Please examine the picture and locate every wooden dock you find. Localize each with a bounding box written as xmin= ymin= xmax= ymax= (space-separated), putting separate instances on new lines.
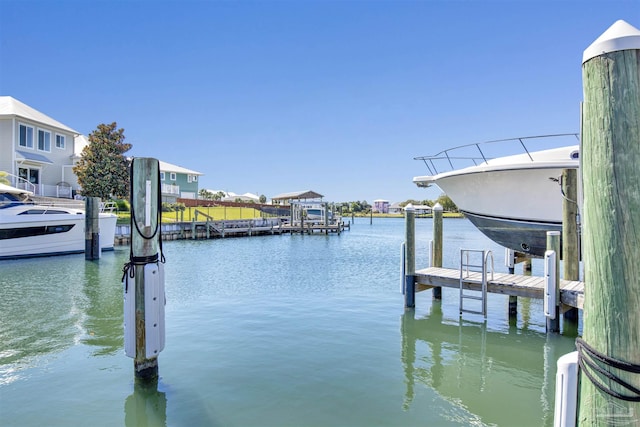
xmin=278 ymin=221 xmax=349 ymax=234
xmin=113 ymin=217 xmax=350 ymax=244
xmin=414 ymin=266 xmax=584 ymax=310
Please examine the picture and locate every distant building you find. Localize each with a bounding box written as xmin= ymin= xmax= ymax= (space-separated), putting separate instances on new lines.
xmin=222 ymin=191 xmax=260 ymax=203
xmin=0 ymin=96 xmax=80 ymax=197
xmin=159 ymin=160 xmax=203 ymax=203
xmin=271 ymin=190 xmax=324 ymax=205
xmin=373 ymin=199 xmax=390 ymax=214
xmin=412 ymin=204 xmax=432 ymax=215
xmin=388 ymin=202 xmax=403 ymax=214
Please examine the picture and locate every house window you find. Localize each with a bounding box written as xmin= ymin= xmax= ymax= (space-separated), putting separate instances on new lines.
xmin=187 ymin=174 xmax=198 ymax=183
xmin=160 ymin=172 xmax=165 ymax=181
xmin=37 ymin=129 xmax=51 ymax=152
xmin=55 ymin=134 xmax=66 ymax=149
xmin=19 ymin=123 xmax=34 ymax=148
xmin=19 ymin=167 xmax=39 ymax=185
xmin=170 ymin=173 xmax=176 ymax=181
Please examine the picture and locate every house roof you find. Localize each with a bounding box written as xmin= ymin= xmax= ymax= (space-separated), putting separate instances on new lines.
xmin=158 ymin=160 xmax=203 ymax=175
xmin=271 ymin=190 xmax=324 ymax=201
xmin=0 ymin=96 xmax=78 ymax=134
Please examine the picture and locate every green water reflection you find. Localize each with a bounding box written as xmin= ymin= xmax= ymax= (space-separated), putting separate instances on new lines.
xmin=0 ymin=252 xmax=125 ymax=384
xmin=124 ymin=378 xmax=167 ymax=427
xmin=401 ymin=301 xmax=577 ymax=426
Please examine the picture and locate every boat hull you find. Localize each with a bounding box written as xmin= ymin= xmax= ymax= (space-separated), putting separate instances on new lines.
xmin=463 ymin=211 xmax=562 ymax=257
xmin=0 ymin=213 xmax=117 ymax=260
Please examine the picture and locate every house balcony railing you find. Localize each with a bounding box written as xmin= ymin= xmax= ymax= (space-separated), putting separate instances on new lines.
xmin=3 ymin=173 xmax=75 ymax=198
xmin=162 ymin=183 xmax=180 ymax=195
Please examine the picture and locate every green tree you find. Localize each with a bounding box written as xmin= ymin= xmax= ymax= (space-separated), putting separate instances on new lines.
xmin=259 ymin=194 xmax=267 ymax=204
xmin=73 ymin=122 xmax=131 ymax=200
xmin=436 ymin=193 xmax=458 ymax=212
xmin=199 ymin=189 xmax=214 ymax=200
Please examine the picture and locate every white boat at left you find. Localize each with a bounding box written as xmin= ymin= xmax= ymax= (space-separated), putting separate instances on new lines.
xmin=0 ymin=184 xmax=118 ymax=260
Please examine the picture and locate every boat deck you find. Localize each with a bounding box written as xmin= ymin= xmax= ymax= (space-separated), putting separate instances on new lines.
xmin=414 ymin=266 xmax=584 ymax=310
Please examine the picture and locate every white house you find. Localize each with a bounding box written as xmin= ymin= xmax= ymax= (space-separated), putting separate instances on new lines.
xmin=221 ymin=191 xmax=260 ymax=203
xmin=0 ymin=96 xmax=80 ymax=197
xmin=388 ymin=202 xmax=403 ymax=214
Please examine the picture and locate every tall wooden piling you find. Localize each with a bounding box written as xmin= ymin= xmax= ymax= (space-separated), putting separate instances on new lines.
xmin=561 ymin=168 xmax=580 ymax=321
xmin=85 ymin=196 xmax=101 ymax=260
xmin=131 ymin=158 xmax=161 ymax=380
xmin=432 ymin=203 xmax=443 ymax=300
xmin=578 ymin=20 xmax=640 ymax=424
xmin=404 ymin=205 xmax=416 ymax=308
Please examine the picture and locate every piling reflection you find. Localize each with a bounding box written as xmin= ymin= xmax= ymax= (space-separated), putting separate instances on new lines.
xmin=0 ymin=253 xmax=126 ymax=385
xmin=81 ymin=257 xmax=124 ymax=356
xmin=400 ymin=302 xmax=576 ymax=426
xmin=124 ymin=377 xmax=167 ymax=427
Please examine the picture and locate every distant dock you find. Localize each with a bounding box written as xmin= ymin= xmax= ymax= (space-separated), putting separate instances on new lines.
xmin=114 ymin=217 xmax=349 ymax=244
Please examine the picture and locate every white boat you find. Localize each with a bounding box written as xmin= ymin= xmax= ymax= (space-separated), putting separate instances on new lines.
xmin=0 ymin=184 xmax=118 ymax=260
xmin=413 ymin=134 xmax=580 ymax=257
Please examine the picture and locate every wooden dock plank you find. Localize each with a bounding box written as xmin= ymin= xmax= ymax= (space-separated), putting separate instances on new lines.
xmin=414 ymin=267 xmax=584 ymax=310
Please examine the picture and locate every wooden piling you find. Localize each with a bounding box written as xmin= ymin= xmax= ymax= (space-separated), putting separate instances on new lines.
xmin=131 ymin=158 xmax=161 ymax=380
xmin=432 ymin=203 xmax=443 ymax=300
xmin=505 ymin=249 xmax=518 ymax=318
xmin=404 ymin=205 xmax=416 ymax=308
xmin=85 ymin=196 xmax=101 ymax=260
xmin=561 ymin=168 xmax=580 ymax=321
xmin=578 ymin=20 xmax=640 ymax=423
xmin=546 ymin=231 xmax=560 ymax=333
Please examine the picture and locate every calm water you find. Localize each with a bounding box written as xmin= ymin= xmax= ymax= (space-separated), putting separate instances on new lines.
xmin=0 ymin=218 xmax=578 ymax=427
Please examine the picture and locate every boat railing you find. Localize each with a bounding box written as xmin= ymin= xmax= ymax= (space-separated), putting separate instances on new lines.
xmin=3 ymin=173 xmax=36 ymax=194
xmin=413 ymin=133 xmax=579 ymax=176
xmin=101 ymin=201 xmax=118 ymax=213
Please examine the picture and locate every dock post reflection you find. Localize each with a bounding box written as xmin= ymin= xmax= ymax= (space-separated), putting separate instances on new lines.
xmin=124 ymin=377 xmax=167 ymax=427
xmin=401 ymin=301 xmax=444 ymax=410
xmin=400 ymin=300 xmax=569 ymax=424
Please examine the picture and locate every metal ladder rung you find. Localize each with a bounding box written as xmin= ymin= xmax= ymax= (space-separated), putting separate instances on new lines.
xmin=461 ymin=308 xmax=485 ymax=315
xmin=459 ymin=249 xmax=493 ymax=318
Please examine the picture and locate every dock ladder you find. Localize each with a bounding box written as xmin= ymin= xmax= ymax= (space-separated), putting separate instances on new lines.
xmin=459 ymin=249 xmax=493 ymax=317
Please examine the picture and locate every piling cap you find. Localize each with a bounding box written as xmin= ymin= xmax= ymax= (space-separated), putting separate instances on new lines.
xmin=404 ymin=203 xmax=415 ymax=211
xmin=583 ymin=20 xmax=640 ymax=64
xmin=433 ymin=202 xmax=443 ymax=211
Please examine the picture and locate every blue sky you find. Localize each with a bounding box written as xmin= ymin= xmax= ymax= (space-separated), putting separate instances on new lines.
xmin=1 ymin=0 xmax=638 ymax=203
